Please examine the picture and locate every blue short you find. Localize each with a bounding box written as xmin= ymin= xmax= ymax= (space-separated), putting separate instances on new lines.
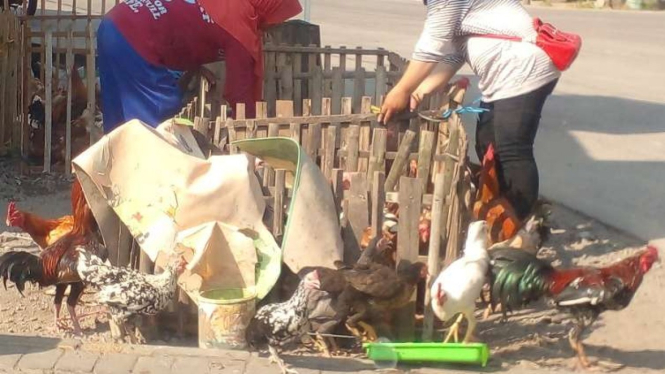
xmin=97 ymin=18 xmax=184 ymax=133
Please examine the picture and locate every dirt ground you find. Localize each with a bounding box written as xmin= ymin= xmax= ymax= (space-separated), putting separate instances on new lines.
xmin=0 ymin=158 xmax=663 ymax=372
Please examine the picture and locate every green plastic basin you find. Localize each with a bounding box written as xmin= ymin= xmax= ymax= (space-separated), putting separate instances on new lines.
xmin=363 ymin=342 xmax=490 ymax=367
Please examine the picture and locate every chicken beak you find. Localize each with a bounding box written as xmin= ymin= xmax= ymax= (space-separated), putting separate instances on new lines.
xmin=305 ymin=279 xmax=320 ymax=290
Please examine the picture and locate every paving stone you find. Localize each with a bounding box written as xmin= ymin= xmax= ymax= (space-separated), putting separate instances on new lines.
xmin=93 ymin=353 xmax=139 ymax=374
xmin=133 ymin=355 xmax=174 ymax=374
xmin=171 ymin=357 xmax=212 ymax=374
xmin=151 ymin=346 xmax=250 ymax=361
xmin=17 ymin=349 xmax=64 ymax=372
xmin=209 ymin=358 xmax=245 ymax=374
xmin=0 ymin=354 xmax=21 ymax=371
xmin=244 ymin=355 xmax=282 ymax=374
xmin=55 ymin=350 xmax=99 ymax=373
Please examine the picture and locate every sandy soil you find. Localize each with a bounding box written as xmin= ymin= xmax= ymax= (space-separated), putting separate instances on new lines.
xmin=0 ymin=157 xmax=663 ymax=372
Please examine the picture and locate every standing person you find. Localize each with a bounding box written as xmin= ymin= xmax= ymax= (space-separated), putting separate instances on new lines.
xmin=97 ymin=0 xmax=302 ymax=133
xmin=380 ymin=0 xmax=561 ymax=221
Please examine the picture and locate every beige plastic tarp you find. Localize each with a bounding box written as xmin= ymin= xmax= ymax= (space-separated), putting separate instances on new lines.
xmin=71 ymin=119 xmax=280 ymax=301
xmin=234 ymin=137 xmax=344 ymax=273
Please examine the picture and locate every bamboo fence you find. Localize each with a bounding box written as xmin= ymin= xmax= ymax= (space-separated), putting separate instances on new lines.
xmin=177 ymin=92 xmax=470 ymax=341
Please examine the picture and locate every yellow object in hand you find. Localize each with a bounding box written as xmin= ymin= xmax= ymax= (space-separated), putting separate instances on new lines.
xmin=370 ymin=105 xmax=381 ymax=115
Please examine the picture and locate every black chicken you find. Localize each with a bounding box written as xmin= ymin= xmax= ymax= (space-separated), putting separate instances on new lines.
xmin=246 ymin=270 xmax=321 ymax=374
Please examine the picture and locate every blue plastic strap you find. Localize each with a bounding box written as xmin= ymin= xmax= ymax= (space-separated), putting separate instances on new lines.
xmin=440 ymin=105 xmax=489 ymax=119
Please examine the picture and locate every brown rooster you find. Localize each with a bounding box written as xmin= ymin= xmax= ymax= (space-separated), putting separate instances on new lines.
xmin=490 ymin=245 xmax=660 ymax=369
xmin=5 ymin=201 xmax=74 ymax=249
xmin=27 ymin=66 xmax=94 ymax=165
xmin=0 ymin=179 xmax=105 ymax=335
xmin=472 ymin=143 xmax=520 ymax=245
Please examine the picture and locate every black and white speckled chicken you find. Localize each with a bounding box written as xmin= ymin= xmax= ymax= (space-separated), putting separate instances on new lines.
xmin=245 ymin=270 xmax=321 ymax=374
xmin=76 ymin=248 xmax=187 ymax=342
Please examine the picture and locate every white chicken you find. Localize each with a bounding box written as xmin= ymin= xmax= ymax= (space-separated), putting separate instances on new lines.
xmin=430 ymin=220 xmax=489 ymax=343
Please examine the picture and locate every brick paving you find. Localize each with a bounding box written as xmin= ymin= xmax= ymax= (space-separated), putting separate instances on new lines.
xmin=0 ymin=334 xmax=549 ymax=374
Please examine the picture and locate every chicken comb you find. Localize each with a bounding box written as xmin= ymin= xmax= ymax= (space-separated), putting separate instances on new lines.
xmin=455 ymin=77 xmax=470 ymax=90
xmin=484 ymin=143 xmax=495 ymax=163
xmin=6 ymin=201 xmax=14 ymax=214
xmin=646 ymin=245 xmax=659 ymax=257
xmin=5 ymin=201 xmax=19 ymax=225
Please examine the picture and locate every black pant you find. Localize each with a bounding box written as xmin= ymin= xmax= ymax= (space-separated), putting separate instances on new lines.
xmin=475 ymin=79 xmax=558 ymax=220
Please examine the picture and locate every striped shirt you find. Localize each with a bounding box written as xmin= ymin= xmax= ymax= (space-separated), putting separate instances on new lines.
xmin=414 ymin=0 xmax=560 ymax=102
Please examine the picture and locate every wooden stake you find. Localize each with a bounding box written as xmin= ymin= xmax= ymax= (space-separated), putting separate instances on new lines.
xmin=370 ymin=171 xmax=385 ymax=238
xmin=273 ymin=169 xmax=286 ymax=238
xmin=43 ymin=31 xmax=53 ymax=173
xmin=385 ymin=129 xmax=416 ymax=192
xmin=86 ymin=22 xmax=97 ymax=144
xmin=395 ymin=176 xmax=422 ymax=342
xmin=64 ymin=28 xmax=74 ymax=175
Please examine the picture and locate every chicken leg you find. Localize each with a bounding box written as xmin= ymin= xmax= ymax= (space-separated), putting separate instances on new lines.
xmin=268 ymin=345 xmax=298 ymax=374
xmin=53 ymin=284 xmax=70 ymax=331
xmin=444 ymin=314 xmax=464 ymax=343
xmin=569 ymin=319 xmax=592 ymax=369
xmin=462 ymin=311 xmax=477 ymax=343
xmin=357 ymin=321 xmax=378 ymax=342
xmin=66 ymin=282 xmax=85 ymax=336
xmin=568 ymin=311 xmax=620 ymax=371
xmin=313 ymin=332 xmax=332 ymax=358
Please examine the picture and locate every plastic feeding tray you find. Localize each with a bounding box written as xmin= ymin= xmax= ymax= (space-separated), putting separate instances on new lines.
xmin=363 ymin=342 xmax=490 ymax=367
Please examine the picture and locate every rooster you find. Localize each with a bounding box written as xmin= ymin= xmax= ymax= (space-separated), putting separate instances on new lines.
xmin=5 ymin=201 xmax=74 ymax=249
xmin=26 ymin=66 xmax=96 ymax=165
xmin=246 ymin=270 xmax=321 ymax=374
xmin=490 ymin=245 xmax=660 ymax=369
xmin=0 ymin=179 xmax=105 ymax=335
xmin=359 ymin=212 xmax=398 ymax=269
xmin=76 ymin=248 xmax=188 ymax=343
xmin=431 ymin=220 xmax=490 ymax=343
xmin=472 ymin=144 xmax=520 ymax=245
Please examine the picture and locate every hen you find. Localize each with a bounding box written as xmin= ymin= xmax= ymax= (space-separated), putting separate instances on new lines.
xmin=299 ymin=237 xmax=396 ymax=357
xmin=5 ymin=201 xmax=74 ymax=249
xmin=491 ymin=245 xmax=660 ymax=369
xmin=0 ymin=179 xmax=105 ymax=335
xmin=76 ymin=248 xmax=188 ymax=343
xmin=309 ymin=260 xmax=428 ymax=344
xmin=246 ymin=270 xmax=321 ymax=374
xmin=431 ymin=220 xmax=490 ymax=343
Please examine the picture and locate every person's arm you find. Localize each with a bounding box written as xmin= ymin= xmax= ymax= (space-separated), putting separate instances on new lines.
xmin=410 ymin=62 xmax=459 ymax=110
xmin=223 ymin=41 xmax=257 ymax=119
xmin=379 ymin=0 xmax=465 ymax=123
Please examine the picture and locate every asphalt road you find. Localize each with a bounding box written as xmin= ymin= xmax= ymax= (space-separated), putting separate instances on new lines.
xmin=312 ymin=0 xmax=665 ymax=246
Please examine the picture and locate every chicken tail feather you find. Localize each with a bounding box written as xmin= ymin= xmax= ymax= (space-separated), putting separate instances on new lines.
xmin=490 ymin=251 xmax=554 ymax=314
xmin=0 ymin=251 xmax=44 ymax=296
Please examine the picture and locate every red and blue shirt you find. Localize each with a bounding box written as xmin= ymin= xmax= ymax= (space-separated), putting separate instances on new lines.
xmin=107 ymin=0 xmax=256 ymax=115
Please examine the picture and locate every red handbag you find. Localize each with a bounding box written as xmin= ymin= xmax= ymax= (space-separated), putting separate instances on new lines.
xmin=477 ymin=18 xmax=582 ymax=71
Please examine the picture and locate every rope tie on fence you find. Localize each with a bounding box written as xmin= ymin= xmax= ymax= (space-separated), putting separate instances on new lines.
xmin=417 ymin=103 xmax=489 ymax=123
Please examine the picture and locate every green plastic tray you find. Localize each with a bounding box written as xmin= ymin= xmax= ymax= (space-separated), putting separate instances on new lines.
xmin=363 ymin=342 xmax=490 ymax=367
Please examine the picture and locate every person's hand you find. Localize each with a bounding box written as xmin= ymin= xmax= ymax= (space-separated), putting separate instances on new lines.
xmin=198 ymin=66 xmax=217 ymax=89
xmin=410 ymin=90 xmax=425 ymax=111
xmin=378 ymin=86 xmax=411 ymax=124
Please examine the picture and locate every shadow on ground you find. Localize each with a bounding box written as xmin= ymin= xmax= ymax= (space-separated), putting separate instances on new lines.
xmin=0 ymin=334 xmax=61 ymax=356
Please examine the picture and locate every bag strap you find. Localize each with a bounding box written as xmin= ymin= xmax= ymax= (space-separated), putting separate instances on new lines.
xmin=470 ymin=34 xmax=523 ymax=42
xmin=470 ymin=17 xmax=544 ymax=43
